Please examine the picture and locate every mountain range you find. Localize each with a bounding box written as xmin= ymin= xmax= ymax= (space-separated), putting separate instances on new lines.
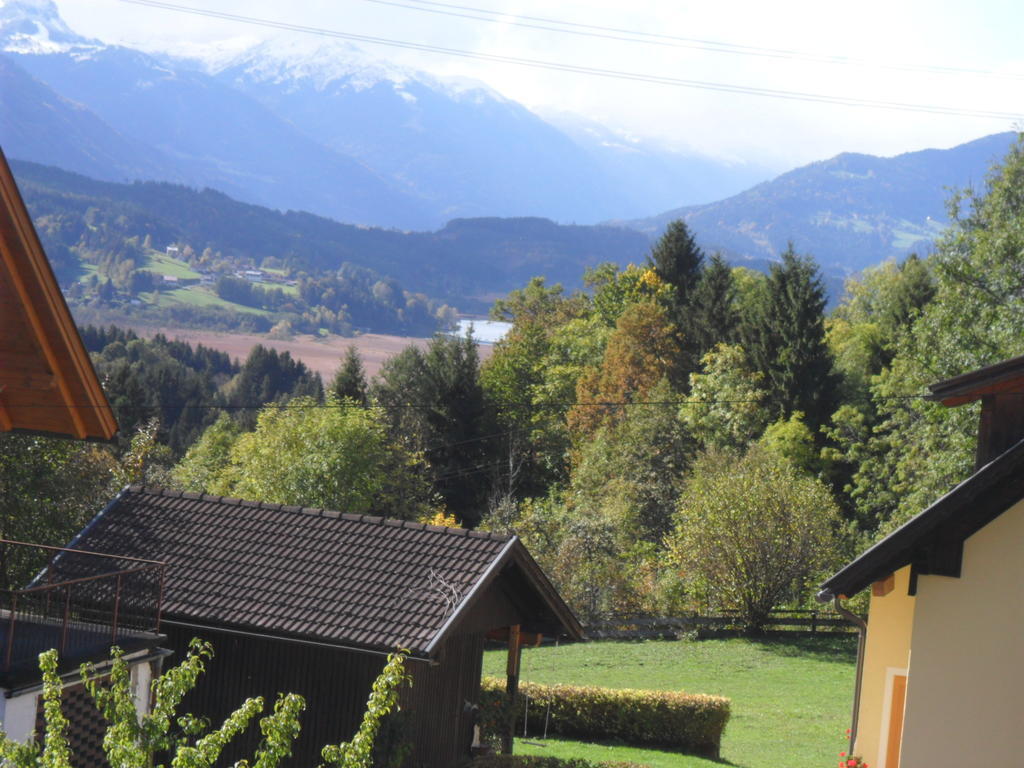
xmin=0 ymin=0 xmax=769 ymax=230
xmin=619 ymin=132 xmax=1016 ymax=273
xmin=1 ymin=0 xmax=1018 ymax=313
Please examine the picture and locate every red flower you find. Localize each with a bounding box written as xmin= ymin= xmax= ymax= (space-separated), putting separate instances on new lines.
xmin=847 ymin=761 xmax=857 ymax=767
xmin=840 ymin=753 xmax=846 ymax=758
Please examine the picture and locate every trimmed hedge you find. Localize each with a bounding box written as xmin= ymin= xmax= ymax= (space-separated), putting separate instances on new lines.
xmin=479 ymin=677 xmax=730 ymax=758
xmin=468 ymin=756 xmax=646 ymax=768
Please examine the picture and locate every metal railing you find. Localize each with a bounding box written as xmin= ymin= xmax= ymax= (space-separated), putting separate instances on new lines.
xmin=0 ymin=540 xmax=165 ymax=675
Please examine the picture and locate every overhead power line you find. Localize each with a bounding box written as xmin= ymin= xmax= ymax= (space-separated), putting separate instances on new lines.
xmin=119 ymin=0 xmax=1024 ymax=121
xmin=19 ymin=393 xmax=929 ymax=411
xmin=359 ymin=0 xmax=1024 ymax=81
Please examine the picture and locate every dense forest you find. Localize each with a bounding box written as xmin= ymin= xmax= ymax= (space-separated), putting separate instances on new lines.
xmin=5 ymin=136 xmax=1023 ymax=630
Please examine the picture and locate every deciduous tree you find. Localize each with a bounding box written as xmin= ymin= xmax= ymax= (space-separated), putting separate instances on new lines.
xmin=667 ymin=445 xmax=840 ymax=633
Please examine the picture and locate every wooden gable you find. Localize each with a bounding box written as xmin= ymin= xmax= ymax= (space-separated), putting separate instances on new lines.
xmin=926 ymin=355 xmax=1024 ymax=469
xmin=0 ymin=148 xmax=117 ymax=441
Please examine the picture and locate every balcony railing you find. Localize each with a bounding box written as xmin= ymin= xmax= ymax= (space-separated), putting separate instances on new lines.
xmin=0 ymin=540 xmax=165 ymax=677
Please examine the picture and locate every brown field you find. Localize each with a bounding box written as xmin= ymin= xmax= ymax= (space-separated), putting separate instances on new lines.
xmin=133 ymin=327 xmax=493 ymax=380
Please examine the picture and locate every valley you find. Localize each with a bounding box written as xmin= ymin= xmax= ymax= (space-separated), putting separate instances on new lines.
xmin=129 ymin=325 xmax=493 ymax=380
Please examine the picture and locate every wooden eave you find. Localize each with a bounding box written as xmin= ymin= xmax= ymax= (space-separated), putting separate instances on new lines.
xmin=424 ymin=537 xmax=583 ymax=657
xmin=819 ymin=437 xmax=1024 ymax=599
xmin=0 ymin=147 xmax=117 ymax=441
xmin=926 ymin=354 xmax=1024 ymax=407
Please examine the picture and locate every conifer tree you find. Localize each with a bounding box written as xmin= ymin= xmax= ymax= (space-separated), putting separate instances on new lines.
xmin=689 ymin=252 xmax=738 ymax=357
xmin=646 ymin=219 xmax=705 ymax=385
xmin=371 ymin=334 xmax=496 ymax=526
xmin=648 ymin=220 xmax=705 ymax=301
xmin=740 ymin=245 xmax=837 ymax=430
xmin=331 ymin=346 xmax=368 ymax=405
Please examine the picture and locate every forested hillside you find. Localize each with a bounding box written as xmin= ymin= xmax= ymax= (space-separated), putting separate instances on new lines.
xmin=622 ymin=132 xmax=1016 ymax=273
xmin=12 ymin=159 xmax=650 ymax=319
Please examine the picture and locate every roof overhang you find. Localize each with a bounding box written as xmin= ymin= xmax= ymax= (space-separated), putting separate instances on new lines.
xmin=0 ymin=147 xmax=117 ymax=441
xmin=819 ymin=437 xmax=1024 ymax=600
xmin=926 ymin=354 xmax=1024 ymax=407
xmin=423 ymin=536 xmax=583 ymax=658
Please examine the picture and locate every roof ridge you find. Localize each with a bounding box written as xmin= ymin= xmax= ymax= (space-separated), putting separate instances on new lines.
xmin=126 ymin=485 xmax=511 ymax=542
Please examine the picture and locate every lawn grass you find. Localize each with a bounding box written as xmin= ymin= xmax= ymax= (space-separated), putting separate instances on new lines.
xmin=144 ymin=251 xmax=202 ymax=279
xmin=482 ymin=636 xmax=856 ymax=768
xmin=158 ymin=286 xmax=270 ymax=316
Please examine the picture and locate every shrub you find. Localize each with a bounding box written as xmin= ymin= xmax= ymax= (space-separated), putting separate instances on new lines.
xmin=479 ymin=677 xmax=729 ymax=758
xmin=468 ymin=756 xmax=646 ymax=768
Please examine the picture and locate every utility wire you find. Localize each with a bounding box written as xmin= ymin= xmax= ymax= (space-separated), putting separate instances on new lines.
xmin=19 ymin=393 xmax=931 ymax=410
xmin=358 ymin=0 xmax=1024 ymax=81
xmin=119 ymin=0 xmax=1024 ymax=121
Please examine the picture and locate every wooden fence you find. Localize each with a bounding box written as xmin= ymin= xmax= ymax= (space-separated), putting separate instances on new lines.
xmin=585 ymin=609 xmax=855 ymax=640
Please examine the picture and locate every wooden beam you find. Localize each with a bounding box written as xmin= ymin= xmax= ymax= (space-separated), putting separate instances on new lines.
xmin=0 ymin=238 xmax=86 ymax=438
xmin=0 ymin=370 xmax=56 ymax=390
xmin=871 ymin=572 xmax=895 ymax=597
xmin=502 ymin=624 xmax=522 ymax=755
xmin=486 ymin=627 xmax=543 ymax=646
xmin=0 ymin=390 xmax=11 ymax=432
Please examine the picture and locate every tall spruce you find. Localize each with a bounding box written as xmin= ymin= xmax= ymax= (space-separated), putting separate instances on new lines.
xmin=740 ymin=245 xmax=837 ymax=430
xmin=331 ymin=346 xmax=369 ymax=405
xmin=689 ymin=253 xmax=738 ymax=357
xmin=646 ymin=219 xmax=705 ymax=385
xmin=231 ymin=346 xmax=324 ymax=430
xmin=371 ymin=334 xmax=496 ymax=526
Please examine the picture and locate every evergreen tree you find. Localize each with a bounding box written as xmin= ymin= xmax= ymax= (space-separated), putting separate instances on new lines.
xmin=646 ymin=219 xmax=705 ymax=385
xmin=331 ymin=346 xmax=368 ymax=406
xmin=740 ymin=245 xmax=837 ymax=430
xmin=689 ymin=253 xmax=738 ymax=357
xmin=231 ymin=346 xmax=324 ymax=430
xmin=371 ymin=334 xmax=496 ymax=526
xmin=648 ymin=220 xmax=705 ymax=303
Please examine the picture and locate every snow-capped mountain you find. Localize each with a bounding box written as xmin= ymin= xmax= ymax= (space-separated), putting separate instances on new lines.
xmin=0 ymin=0 xmax=770 ymax=228
xmin=0 ymin=0 xmax=97 ymax=53
xmin=213 ymin=37 xmax=641 ymax=222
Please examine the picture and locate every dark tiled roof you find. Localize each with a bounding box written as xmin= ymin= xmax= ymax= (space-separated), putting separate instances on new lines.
xmin=67 ymin=487 xmax=526 ymax=656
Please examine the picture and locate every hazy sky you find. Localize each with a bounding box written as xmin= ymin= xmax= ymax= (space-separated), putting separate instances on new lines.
xmin=55 ymin=0 xmax=1024 ymax=170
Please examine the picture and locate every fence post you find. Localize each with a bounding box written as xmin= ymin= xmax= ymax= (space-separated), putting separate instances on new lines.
xmin=111 ymin=573 xmax=123 ymax=643
xmin=61 ymin=583 xmax=72 ymax=654
xmin=503 ymin=624 xmax=522 ymax=755
xmin=5 ymin=594 xmax=17 ymax=673
xmin=811 ymin=610 xmax=817 ymax=635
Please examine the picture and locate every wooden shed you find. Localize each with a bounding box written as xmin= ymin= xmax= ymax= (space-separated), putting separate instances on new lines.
xmin=63 ymin=486 xmax=582 ymax=767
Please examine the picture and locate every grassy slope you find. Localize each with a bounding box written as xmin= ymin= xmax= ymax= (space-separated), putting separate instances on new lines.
xmin=482 ymin=637 xmax=856 ymax=768
xmin=145 ymin=251 xmax=201 ymax=279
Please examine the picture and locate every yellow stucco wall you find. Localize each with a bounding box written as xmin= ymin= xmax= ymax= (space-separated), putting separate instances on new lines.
xmin=853 ymin=565 xmax=915 ymax=767
xmin=898 ymin=498 xmax=1024 ymax=768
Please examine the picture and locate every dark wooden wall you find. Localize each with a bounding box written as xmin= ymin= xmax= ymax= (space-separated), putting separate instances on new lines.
xmin=161 ymin=625 xmax=488 ymax=768
xmin=163 ymin=624 xmax=384 ymax=767
xmin=403 ymin=632 xmax=485 ymax=768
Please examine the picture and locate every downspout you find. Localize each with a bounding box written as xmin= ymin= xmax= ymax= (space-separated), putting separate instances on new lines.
xmin=817 ymin=589 xmax=867 ymax=755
